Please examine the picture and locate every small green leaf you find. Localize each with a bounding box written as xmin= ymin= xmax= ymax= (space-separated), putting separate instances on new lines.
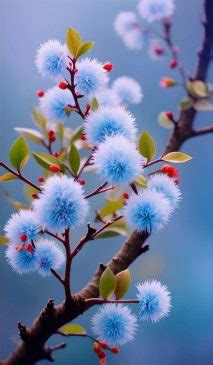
xmin=99 ymin=268 xmax=116 ymax=300
xmin=66 ymin=27 xmax=82 ymax=57
xmin=77 ymin=41 xmax=94 ymax=58
xmin=179 ymin=97 xmax=194 ymax=110
xmin=138 ymin=131 xmax=156 ymax=162
xmin=10 ymin=136 xmax=30 ymax=170
xmin=0 ymin=173 xmax=17 ymax=182
xmin=100 ymin=199 xmax=124 ymax=219
xmin=162 ymin=152 xmax=192 ymax=163
xmin=15 ymin=127 xmax=43 ymax=145
xmin=194 ymin=99 xmax=213 ymax=111
xmin=56 ymin=123 xmax=64 ymax=143
xmin=114 ymin=269 xmax=131 ymax=300
xmin=59 ymin=323 xmax=86 ymax=335
xmin=32 ymin=108 xmax=47 ymax=130
xmin=91 ymin=97 xmax=99 ymax=112
xmin=95 ymin=226 xmax=129 ymax=240
xmin=0 ymin=236 xmax=9 ymax=245
xmin=134 ymin=175 xmax=148 ymax=188
xmin=158 ymin=112 xmax=173 ymax=129
xmin=69 ymin=144 xmax=80 ymax=175
xmin=33 ymin=152 xmax=62 ymax=170
xmin=71 ymin=127 xmax=83 ymax=143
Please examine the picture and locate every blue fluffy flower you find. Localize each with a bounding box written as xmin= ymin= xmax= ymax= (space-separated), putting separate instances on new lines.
xmin=39 ymin=87 xmax=74 ymax=123
xmin=6 ymin=244 xmax=38 ymax=274
xmin=114 ymin=11 xmax=139 ymax=37
xmin=96 ymin=89 xmax=120 ymax=107
xmin=85 ymin=106 xmax=137 ymax=146
xmin=123 ymin=29 xmax=146 ymax=51
xmin=36 ymin=238 xmax=65 ymax=277
xmin=33 ymin=175 xmax=89 ymax=233
xmin=75 ymin=58 xmax=109 ymax=98
xmin=138 ymin=0 xmax=175 ymax=23
xmin=136 ymin=280 xmax=171 ymax=322
xmin=92 ymin=304 xmax=137 ymax=346
xmin=35 ymin=40 xmax=67 ymax=80
xmin=112 ymin=77 xmax=143 ymax=105
xmin=149 ymin=173 xmax=181 ymax=210
xmin=123 ymin=190 xmax=171 ymax=233
xmin=93 ymin=135 xmax=144 ymax=185
xmin=4 ymin=210 xmax=41 ymax=244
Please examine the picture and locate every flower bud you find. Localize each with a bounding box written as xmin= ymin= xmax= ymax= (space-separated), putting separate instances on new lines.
xmin=103 ymin=62 xmax=113 ymax=72
xmin=37 ymin=90 xmax=45 ymax=97
xmin=59 ymin=82 xmax=67 ymax=89
xmin=49 ymin=165 xmax=60 ymax=173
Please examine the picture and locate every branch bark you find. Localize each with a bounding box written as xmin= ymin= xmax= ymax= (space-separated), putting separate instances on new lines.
xmin=1 ymin=1 xmax=213 ymax=364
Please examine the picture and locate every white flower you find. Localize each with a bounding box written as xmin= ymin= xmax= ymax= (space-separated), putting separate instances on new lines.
xmin=138 ymin=0 xmax=175 ymax=23
xmin=112 ymin=77 xmax=143 ymax=104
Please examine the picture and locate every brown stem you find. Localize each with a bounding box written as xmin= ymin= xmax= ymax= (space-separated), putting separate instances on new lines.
xmin=63 ymin=229 xmax=72 ymax=303
xmin=85 ymin=298 xmax=139 ymax=304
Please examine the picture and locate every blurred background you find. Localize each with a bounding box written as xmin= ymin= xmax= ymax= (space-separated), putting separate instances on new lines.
xmin=1 ymin=1 xmax=213 ymax=364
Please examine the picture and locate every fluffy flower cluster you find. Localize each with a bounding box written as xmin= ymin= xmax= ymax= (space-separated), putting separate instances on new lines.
xmin=123 ymin=28 xmax=146 ymax=51
xmin=84 ymin=106 xmax=136 ymax=146
xmin=136 ymin=280 xmax=171 ymax=322
xmin=123 ymin=189 xmax=171 ymax=233
xmin=137 ymin=0 xmax=175 ymax=23
xmin=93 ymin=135 xmax=144 ymax=185
xmin=96 ymin=88 xmax=120 ymax=107
xmin=112 ymin=77 xmax=143 ymax=104
xmin=33 ymin=175 xmax=89 ymax=233
xmin=35 ymin=40 xmax=67 ymax=80
xmin=92 ymin=304 xmax=137 ymax=346
xmin=149 ymin=173 xmax=181 ymax=210
xmin=75 ymin=58 xmax=109 ymax=98
xmin=39 ymin=87 xmax=74 ymax=123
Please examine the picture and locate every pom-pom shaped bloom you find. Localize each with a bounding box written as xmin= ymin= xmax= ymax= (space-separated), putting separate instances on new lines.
xmin=6 ymin=244 xmax=38 ymax=274
xmin=4 ymin=210 xmax=41 ymax=244
xmin=114 ymin=11 xmax=139 ymax=37
xmin=138 ymin=0 xmax=175 ymax=23
xmin=92 ymin=304 xmax=137 ymax=346
xmin=93 ymin=136 xmax=143 ymax=185
xmin=123 ymin=29 xmax=145 ymax=51
xmin=85 ymin=106 xmax=137 ymax=146
xmin=112 ymin=77 xmax=143 ymax=105
xmin=35 ymin=40 xmax=67 ymax=80
xmin=39 ymin=87 xmax=73 ymax=123
xmin=36 ymin=239 xmax=65 ymax=277
xmin=123 ymin=190 xmax=171 ymax=233
xmin=33 ymin=175 xmax=88 ymax=233
xmin=136 ymin=280 xmax=171 ymax=322
xmin=96 ymin=89 xmax=120 ymax=107
xmin=149 ymin=173 xmax=181 ymax=210
xmin=75 ymin=58 xmax=109 ymax=97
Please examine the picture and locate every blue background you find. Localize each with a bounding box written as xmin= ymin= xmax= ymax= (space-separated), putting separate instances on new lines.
xmin=1 ymin=1 xmax=213 ymax=364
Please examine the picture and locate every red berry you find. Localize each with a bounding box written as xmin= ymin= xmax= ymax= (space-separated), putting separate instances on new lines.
xmin=53 ymin=152 xmax=59 ymax=158
xmin=98 ymin=351 xmax=106 ymax=359
xmin=167 ymin=167 xmax=178 ymax=178
xmin=169 ymin=59 xmax=178 ymax=68
xmin=48 ymin=130 xmax=55 ymax=138
xmin=93 ymin=342 xmax=100 ymax=353
xmin=86 ymin=103 xmax=91 ymax=111
xmin=20 ymin=234 xmax=27 ymax=242
xmin=59 ymin=82 xmax=67 ymax=90
xmin=38 ymin=177 xmax=45 ymax=183
xmin=103 ymin=62 xmax=113 ymax=72
xmin=49 ymin=165 xmax=60 ymax=173
xmin=79 ymin=179 xmax=85 ymax=186
xmin=49 ymin=135 xmax=56 ymax=143
xmin=81 ymin=134 xmax=87 ymax=141
xmin=174 ymin=178 xmax=179 ymax=185
xmin=101 ymin=343 xmax=108 ymax=350
xmin=26 ymin=243 xmax=33 ymax=253
xmin=123 ymin=192 xmax=129 ymax=199
xmin=155 ymin=47 xmax=165 ymax=56
xmin=32 ymin=193 xmax=38 ymax=199
xmin=99 ymin=358 xmax=107 ymax=365
xmin=37 ymin=90 xmax=45 ymax=97
xmin=110 ymin=347 xmax=120 ymax=354
xmin=165 ymin=111 xmax=174 ymax=120
xmin=161 ymin=164 xmax=171 ymax=173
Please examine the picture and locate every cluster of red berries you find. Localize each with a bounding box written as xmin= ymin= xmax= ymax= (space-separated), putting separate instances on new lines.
xmin=161 ymin=164 xmax=179 ymax=184
xmin=48 ymin=130 xmax=56 ymax=143
xmin=93 ymin=342 xmax=119 ymax=364
xmin=16 ymin=235 xmax=33 ymax=253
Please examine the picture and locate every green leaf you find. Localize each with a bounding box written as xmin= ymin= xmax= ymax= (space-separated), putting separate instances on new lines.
xmin=187 ymin=80 xmax=208 ymax=98
xmin=158 ymin=112 xmax=173 ymax=129
xmin=71 ymin=127 xmax=83 ymax=143
xmin=32 ymin=108 xmax=47 ymax=130
xmin=179 ymin=97 xmax=194 ymax=110
xmin=99 ymin=268 xmax=116 ymax=300
xmin=0 ymin=236 xmax=9 ymax=245
xmin=114 ymin=269 xmax=131 ymax=300
xmin=56 ymin=123 xmax=64 ymax=143
xmin=15 ymin=127 xmax=43 ymax=145
xmin=91 ymin=97 xmax=99 ymax=112
xmin=68 ymin=144 xmax=80 ymax=175
xmin=134 ymin=175 xmax=148 ymax=188
xmin=24 ymin=185 xmax=39 ymax=201
xmin=138 ymin=131 xmax=156 ymax=162
xmin=10 ymin=136 xmax=30 ymax=170
xmin=33 ymin=152 xmax=62 ymax=170
xmin=95 ymin=226 xmax=129 ymax=240
xmin=77 ymin=41 xmax=94 ymax=58
xmin=162 ymin=152 xmax=192 ymax=163
xmin=66 ymin=27 xmax=82 ymax=57
xmin=0 ymin=173 xmax=17 ymax=182
xmin=59 ymin=323 xmax=86 ymax=335
xmin=100 ymin=199 xmax=124 ymax=219
xmin=194 ymin=99 xmax=213 ymax=111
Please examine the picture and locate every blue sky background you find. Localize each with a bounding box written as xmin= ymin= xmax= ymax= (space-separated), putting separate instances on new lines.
xmin=1 ymin=1 xmax=213 ymax=364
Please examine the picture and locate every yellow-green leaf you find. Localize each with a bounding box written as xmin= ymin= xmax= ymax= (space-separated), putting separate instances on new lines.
xmin=134 ymin=175 xmax=148 ymax=188
xmin=187 ymin=80 xmax=208 ymax=98
xmin=0 ymin=236 xmax=9 ymax=245
xmin=71 ymin=127 xmax=83 ymax=143
xmin=10 ymin=136 xmax=30 ymax=170
xmin=59 ymin=323 xmax=86 ymax=335
xmin=100 ymin=199 xmax=124 ymax=219
xmin=77 ymin=41 xmax=94 ymax=58
xmin=66 ymin=27 xmax=82 ymax=57
xmin=179 ymin=97 xmax=194 ymax=110
xmin=15 ymin=127 xmax=43 ymax=145
xmin=91 ymin=97 xmax=99 ymax=112
xmin=95 ymin=226 xmax=129 ymax=240
xmin=33 ymin=152 xmax=62 ymax=170
xmin=32 ymin=108 xmax=47 ymax=130
xmin=24 ymin=185 xmax=39 ymax=201
xmin=56 ymin=123 xmax=64 ymax=143
xmin=139 ymin=131 xmax=156 ymax=162
xmin=99 ymin=268 xmax=116 ymax=300
xmin=114 ymin=269 xmax=131 ymax=300
xmin=162 ymin=152 xmax=192 ymax=163
xmin=194 ymin=99 xmax=213 ymax=111
xmin=0 ymin=173 xmax=17 ymax=182
xmin=69 ymin=144 xmax=80 ymax=175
